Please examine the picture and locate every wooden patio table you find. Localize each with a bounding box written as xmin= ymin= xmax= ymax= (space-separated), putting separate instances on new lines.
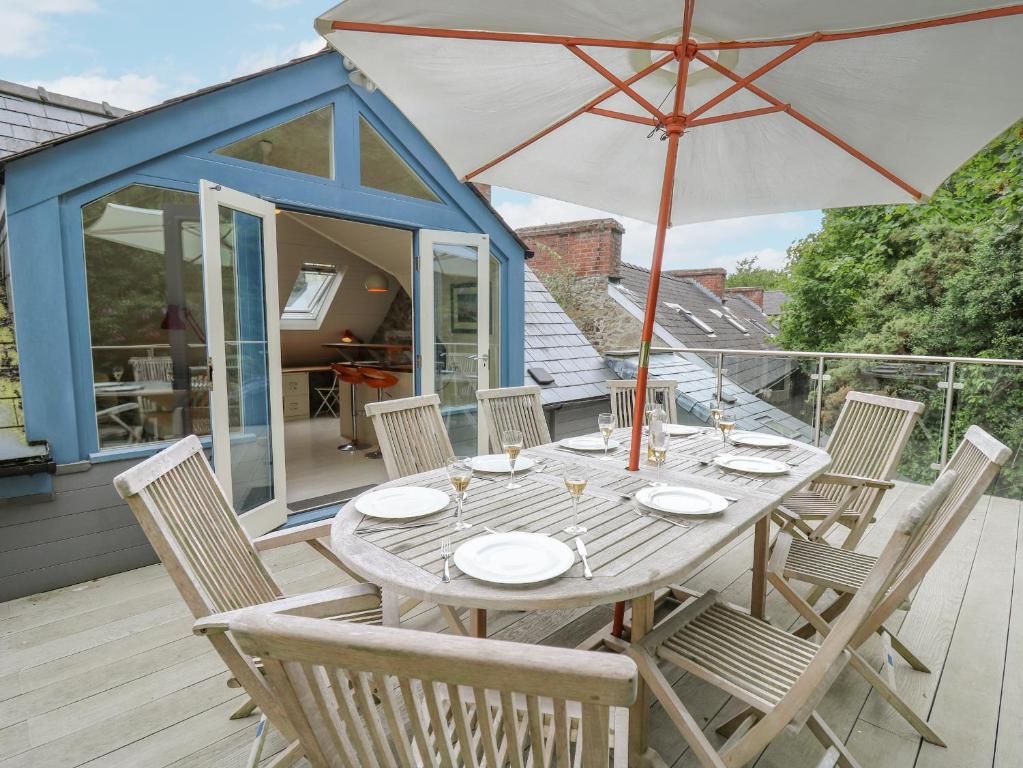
xmin=330 ymin=426 xmax=830 ymax=767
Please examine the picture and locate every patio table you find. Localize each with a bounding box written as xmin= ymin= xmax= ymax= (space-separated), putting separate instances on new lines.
xmin=330 ymin=426 xmax=830 ymax=767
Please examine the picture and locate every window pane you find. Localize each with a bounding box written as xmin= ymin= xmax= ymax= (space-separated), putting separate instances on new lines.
xmin=359 ymin=116 xmax=441 ymax=202
xmin=286 ymin=270 xmax=332 ymax=313
xmin=82 ymin=184 xmax=210 ymax=451
xmin=215 ymin=106 xmax=333 ymax=178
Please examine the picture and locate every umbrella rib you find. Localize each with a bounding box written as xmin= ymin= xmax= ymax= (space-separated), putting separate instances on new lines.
xmin=698 ymin=4 xmax=1023 ymax=50
xmin=463 ymin=51 xmax=676 ymax=180
xmin=694 ymin=52 xmax=923 ymax=200
xmin=587 ymin=108 xmax=659 ymax=126
xmin=564 ymin=46 xmax=668 ymax=121
xmin=686 ymin=104 xmax=787 ymax=128
xmin=328 ymin=20 xmax=676 ymax=51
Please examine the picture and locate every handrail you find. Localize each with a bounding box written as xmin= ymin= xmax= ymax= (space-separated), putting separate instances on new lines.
xmin=605 ymin=346 xmax=1023 ymax=367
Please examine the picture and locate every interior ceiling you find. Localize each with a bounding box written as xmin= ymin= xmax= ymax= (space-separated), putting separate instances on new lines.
xmin=283 ymin=211 xmax=413 ymax=295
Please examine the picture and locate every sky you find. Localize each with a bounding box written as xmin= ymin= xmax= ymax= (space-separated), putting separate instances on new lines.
xmin=1 ymin=0 xmax=822 ymax=273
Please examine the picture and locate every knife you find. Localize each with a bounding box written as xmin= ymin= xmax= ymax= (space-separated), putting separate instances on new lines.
xmin=575 ymin=538 xmax=593 ymax=579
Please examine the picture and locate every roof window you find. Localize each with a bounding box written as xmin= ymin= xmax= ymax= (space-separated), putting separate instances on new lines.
xmin=281 ymin=263 xmax=343 ymax=330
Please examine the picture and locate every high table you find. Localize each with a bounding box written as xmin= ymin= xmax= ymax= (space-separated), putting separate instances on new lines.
xmin=330 ymin=426 xmax=830 ymax=767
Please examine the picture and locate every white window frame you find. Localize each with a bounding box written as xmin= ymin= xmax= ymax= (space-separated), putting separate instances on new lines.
xmin=280 ymin=263 xmax=344 ymax=330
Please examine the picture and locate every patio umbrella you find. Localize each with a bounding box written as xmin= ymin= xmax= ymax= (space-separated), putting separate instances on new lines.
xmin=315 ymin=1 xmax=1023 ymax=472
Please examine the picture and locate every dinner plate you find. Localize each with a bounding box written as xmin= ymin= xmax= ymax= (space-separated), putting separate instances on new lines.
xmin=453 ymin=533 xmax=575 ymax=585
xmin=713 ymin=454 xmax=789 ymax=475
xmin=634 ymin=486 xmax=729 ymax=516
xmin=729 ymin=432 xmax=790 ymax=448
xmin=662 ymin=424 xmax=703 ymax=437
xmin=355 ymin=486 xmax=450 ymax=520
xmin=471 ymin=454 xmax=536 ymax=473
xmin=560 ymin=435 xmax=621 ymax=451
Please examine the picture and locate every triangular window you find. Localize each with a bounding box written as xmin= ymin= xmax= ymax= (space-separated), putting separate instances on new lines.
xmin=215 ymin=106 xmax=333 ymax=178
xmin=359 ymin=116 xmax=440 ymax=202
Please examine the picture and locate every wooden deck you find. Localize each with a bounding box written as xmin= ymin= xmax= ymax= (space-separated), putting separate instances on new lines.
xmin=0 ymin=482 xmax=1019 ymax=767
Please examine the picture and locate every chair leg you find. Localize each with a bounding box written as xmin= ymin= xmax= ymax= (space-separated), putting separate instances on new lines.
xmin=265 ymin=740 xmax=303 ymax=768
xmin=805 ymin=584 xmax=829 ymax=607
xmin=793 ymin=593 xmax=852 ymax=639
xmin=245 ymin=715 xmax=269 ymax=768
xmin=715 ymin=706 xmax=760 ymax=738
xmin=880 ymin=625 xmax=931 ymax=673
xmin=847 ymin=652 xmax=946 ymax=746
xmin=230 ymin=696 xmax=259 ymax=720
xmin=805 ymin=712 xmax=861 ymax=768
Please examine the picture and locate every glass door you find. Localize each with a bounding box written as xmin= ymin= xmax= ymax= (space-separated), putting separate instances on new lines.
xmin=419 ymin=230 xmax=495 ymax=455
xmin=199 ymin=181 xmax=287 ymax=535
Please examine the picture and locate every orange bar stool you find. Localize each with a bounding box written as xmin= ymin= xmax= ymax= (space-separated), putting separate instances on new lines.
xmin=359 ymin=367 xmax=400 ymax=459
xmin=331 ymin=363 xmax=369 ymax=451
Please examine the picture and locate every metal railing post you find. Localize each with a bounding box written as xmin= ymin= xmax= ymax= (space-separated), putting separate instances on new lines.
xmin=936 ymin=361 xmax=959 ymax=469
xmin=812 ymin=356 xmax=826 ymax=447
xmin=715 ymin=352 xmax=724 ymax=403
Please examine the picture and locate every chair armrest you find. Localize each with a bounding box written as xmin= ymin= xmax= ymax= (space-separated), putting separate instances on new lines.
xmin=193 ymin=583 xmax=381 ymax=636
xmin=251 ymin=519 xmax=333 ymax=551
xmin=814 ymin=472 xmax=895 ymax=490
xmin=773 ymin=505 xmax=801 ymax=526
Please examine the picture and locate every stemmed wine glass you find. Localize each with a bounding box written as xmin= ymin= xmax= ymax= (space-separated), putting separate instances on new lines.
xmin=597 ymin=413 xmax=615 ymax=461
xmin=645 ymin=404 xmax=666 ymax=463
xmin=445 ymin=456 xmax=473 ymax=530
xmin=650 ymin=424 xmax=670 ymax=486
xmin=709 ymin=402 xmax=724 ymax=430
xmin=718 ymin=410 xmax=736 ymax=447
xmin=563 ymin=466 xmax=588 ymax=535
xmin=501 ymin=429 xmax=524 ymax=489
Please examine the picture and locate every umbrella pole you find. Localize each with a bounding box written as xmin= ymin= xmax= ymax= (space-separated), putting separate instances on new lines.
xmin=626 ymin=126 xmax=683 ymax=471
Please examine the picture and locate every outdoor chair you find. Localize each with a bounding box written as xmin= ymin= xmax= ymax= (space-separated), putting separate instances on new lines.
xmin=772 ymin=425 xmax=1010 ymax=683
xmin=775 ymin=391 xmax=924 ymax=550
xmin=477 ymin=384 xmax=551 ymax=451
xmin=607 ymin=378 xmax=678 ymax=427
xmin=615 ymin=470 xmax=958 ymax=768
xmin=365 ymin=393 xmax=455 ymax=480
xmin=113 ymin=435 xmax=382 ymax=767
xmin=198 ymin=608 xmax=638 ymax=768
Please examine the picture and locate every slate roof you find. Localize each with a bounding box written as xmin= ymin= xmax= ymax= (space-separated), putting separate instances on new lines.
xmin=613 ymin=263 xmax=791 ymax=394
xmin=762 ymin=290 xmax=788 ymax=317
xmin=0 ymin=80 xmax=129 ymax=159
xmin=524 ymin=267 xmax=617 ymax=406
xmin=607 ymin=353 xmax=813 ymax=442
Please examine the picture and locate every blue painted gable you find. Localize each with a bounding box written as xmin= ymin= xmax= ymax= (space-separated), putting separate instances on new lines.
xmin=2 ymin=51 xmax=525 ymax=471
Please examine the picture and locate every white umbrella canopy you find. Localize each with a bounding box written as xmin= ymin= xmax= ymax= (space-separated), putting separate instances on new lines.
xmin=317 ymin=1 xmax=1023 ymax=225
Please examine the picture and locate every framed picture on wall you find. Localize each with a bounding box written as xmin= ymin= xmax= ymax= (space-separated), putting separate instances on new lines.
xmin=450 ymin=282 xmax=478 ymax=333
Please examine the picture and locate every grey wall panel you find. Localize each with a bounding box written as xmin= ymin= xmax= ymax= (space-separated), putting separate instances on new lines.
xmin=0 ymin=544 xmax=155 ymax=603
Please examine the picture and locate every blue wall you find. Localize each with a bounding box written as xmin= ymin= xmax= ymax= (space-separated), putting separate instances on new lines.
xmin=2 ymin=52 xmax=525 ymax=481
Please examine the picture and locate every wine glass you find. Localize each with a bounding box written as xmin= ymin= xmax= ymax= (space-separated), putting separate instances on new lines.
xmin=501 ymin=429 xmax=524 ymax=489
xmin=563 ymin=466 xmax=588 ymax=535
xmin=709 ymin=402 xmax=724 ymax=429
xmin=646 ymin=405 xmax=666 ymax=463
xmin=718 ymin=411 xmax=736 ymax=447
xmin=445 ymin=456 xmax=473 ymax=530
xmin=597 ymin=413 xmax=615 ymax=461
xmin=650 ymin=426 xmax=670 ymax=486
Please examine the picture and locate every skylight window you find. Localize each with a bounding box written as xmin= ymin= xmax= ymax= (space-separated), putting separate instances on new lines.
xmin=678 ymin=306 xmax=716 ymax=336
xmin=281 ymin=263 xmax=343 ymax=330
xmin=707 ymin=308 xmax=723 ymax=318
xmin=724 ymin=315 xmax=750 ymax=334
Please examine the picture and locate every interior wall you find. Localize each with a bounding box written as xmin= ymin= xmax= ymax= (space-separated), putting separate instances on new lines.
xmin=276 ymin=212 xmax=410 ymax=367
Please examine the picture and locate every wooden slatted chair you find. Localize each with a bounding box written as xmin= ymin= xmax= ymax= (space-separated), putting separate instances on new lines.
xmin=618 ymin=471 xmax=958 ymax=768
xmin=114 ymin=435 xmax=382 ymax=767
xmin=365 ymin=393 xmax=455 ymax=480
xmin=772 ymin=425 xmax=1011 ymax=679
xmin=198 ymin=609 xmax=638 ymax=768
xmin=477 ymin=384 xmax=551 ymax=451
xmin=776 ymin=391 xmax=924 ymax=550
xmin=608 ymin=378 xmax=679 ymax=427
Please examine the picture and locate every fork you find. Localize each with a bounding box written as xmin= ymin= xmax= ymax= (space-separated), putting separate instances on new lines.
xmin=440 ymin=535 xmax=453 ymax=583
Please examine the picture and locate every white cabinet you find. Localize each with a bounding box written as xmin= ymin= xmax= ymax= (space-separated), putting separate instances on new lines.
xmin=282 ymin=372 xmax=310 ymax=421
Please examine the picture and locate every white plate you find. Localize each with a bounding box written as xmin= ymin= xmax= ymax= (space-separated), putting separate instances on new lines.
xmin=94 ymin=383 xmax=138 ymax=392
xmin=355 ymin=486 xmax=450 ymax=520
xmin=634 ymin=486 xmax=729 ymax=516
xmin=713 ymin=454 xmax=789 ymax=475
xmin=560 ymin=435 xmax=621 ymax=451
xmin=471 ymin=454 xmax=536 ymax=473
xmin=662 ymin=424 xmax=703 ymax=437
xmin=729 ymin=432 xmax=790 ymax=448
xmin=453 ymin=533 xmax=575 ymax=585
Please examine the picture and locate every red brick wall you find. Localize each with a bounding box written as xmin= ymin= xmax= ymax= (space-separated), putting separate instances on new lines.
xmin=725 ymin=286 xmax=765 ymax=309
xmin=516 ymin=219 xmax=625 ymax=278
xmin=664 ymin=268 xmax=726 ymax=300
xmin=471 ymin=182 xmax=492 ymax=202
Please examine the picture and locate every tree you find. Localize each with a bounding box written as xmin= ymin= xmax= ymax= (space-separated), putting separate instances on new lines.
xmin=725 ymin=254 xmax=791 ymax=292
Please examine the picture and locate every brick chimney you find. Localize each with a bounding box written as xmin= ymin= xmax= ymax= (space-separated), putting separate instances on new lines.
xmin=516 ymin=218 xmax=624 ymax=279
xmin=725 ymin=286 xmax=765 ymax=310
xmin=471 ymin=182 xmax=492 ymax=202
xmin=664 ymin=268 xmax=726 ymax=300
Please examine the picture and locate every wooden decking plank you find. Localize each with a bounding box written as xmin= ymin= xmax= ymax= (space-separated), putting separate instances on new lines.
xmin=994 ymin=494 xmax=1023 ymax=767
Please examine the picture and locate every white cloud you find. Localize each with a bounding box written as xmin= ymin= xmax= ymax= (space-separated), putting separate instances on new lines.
xmin=496 ymin=192 xmax=818 ymax=273
xmin=27 ymin=73 xmax=168 ymax=110
xmin=2 ymin=0 xmax=97 ymax=58
xmin=235 ymin=37 xmax=326 ymax=76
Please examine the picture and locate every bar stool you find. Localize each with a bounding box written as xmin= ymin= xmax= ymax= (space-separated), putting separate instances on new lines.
xmin=331 ymin=363 xmax=369 ymax=451
xmin=359 ymin=367 xmax=400 ymax=459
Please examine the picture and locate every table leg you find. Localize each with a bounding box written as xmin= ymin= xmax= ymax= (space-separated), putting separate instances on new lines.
xmin=382 ymin=590 xmax=400 ymax=627
xmin=751 ymin=516 xmax=770 ymax=620
xmin=469 ymin=608 xmax=487 ymax=638
xmin=628 ymin=593 xmax=669 ymax=768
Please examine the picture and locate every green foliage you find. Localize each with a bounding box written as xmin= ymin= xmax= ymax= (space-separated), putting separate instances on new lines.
xmin=725 ymin=254 xmax=792 ymax=292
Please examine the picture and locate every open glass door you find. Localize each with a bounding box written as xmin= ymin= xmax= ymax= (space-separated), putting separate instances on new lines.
xmin=419 ymin=230 xmax=494 ymax=455
xmin=199 ymin=180 xmax=287 ymax=536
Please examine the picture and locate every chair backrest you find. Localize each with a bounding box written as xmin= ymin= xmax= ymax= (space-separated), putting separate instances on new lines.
xmin=817 ymin=391 xmax=924 ymax=514
xmin=113 ymin=435 xmax=282 ymax=619
xmin=230 ymin=611 xmax=637 ymax=768
xmin=129 ymin=355 xmax=174 ymax=382
xmin=607 ymin=379 xmax=678 ymax=428
xmin=365 ymin=394 xmax=455 ymax=479
xmin=723 ymin=470 xmax=960 ymax=766
xmin=477 ymin=385 xmax=551 ymax=451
